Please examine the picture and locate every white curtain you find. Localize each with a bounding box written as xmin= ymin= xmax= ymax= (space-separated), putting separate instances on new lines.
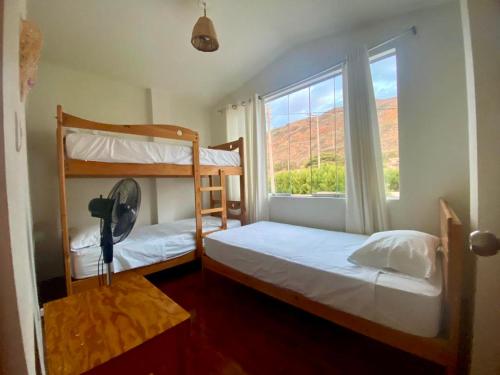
xmin=224 ymin=104 xmax=245 ymax=201
xmin=244 ymin=95 xmax=270 ymax=222
xmin=224 ymin=95 xmax=269 ymax=223
xmin=344 ymin=46 xmax=389 ymax=234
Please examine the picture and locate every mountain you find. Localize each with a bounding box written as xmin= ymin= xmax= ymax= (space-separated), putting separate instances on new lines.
xmin=268 ymin=97 xmax=399 ymax=171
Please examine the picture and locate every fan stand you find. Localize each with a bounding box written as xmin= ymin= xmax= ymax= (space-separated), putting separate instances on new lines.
xmin=102 ymin=217 xmax=114 ymax=286
xmin=89 ymin=179 xmax=141 ymax=288
xmin=105 ymin=263 xmax=112 ymax=286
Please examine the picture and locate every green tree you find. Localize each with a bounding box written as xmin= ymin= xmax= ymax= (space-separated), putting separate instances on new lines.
xmin=273 ymin=164 xmax=346 ymax=194
xmin=384 ymin=168 xmax=399 ymax=193
xmin=272 ymin=164 xmax=398 ymax=195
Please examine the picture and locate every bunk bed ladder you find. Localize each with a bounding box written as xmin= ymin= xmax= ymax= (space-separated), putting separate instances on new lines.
xmin=194 ymin=167 xmax=228 ymax=256
xmin=200 ymin=169 xmax=228 ymax=235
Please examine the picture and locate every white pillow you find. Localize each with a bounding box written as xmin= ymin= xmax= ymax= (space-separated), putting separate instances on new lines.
xmin=348 ymin=230 xmax=440 ymax=278
xmin=69 ymin=225 xmax=101 ymax=250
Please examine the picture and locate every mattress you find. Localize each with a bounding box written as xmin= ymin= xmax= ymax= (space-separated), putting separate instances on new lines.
xmin=71 ymin=216 xmax=240 ymax=279
xmin=65 ymin=132 xmax=241 ymax=166
xmin=205 ymin=221 xmax=443 ymax=337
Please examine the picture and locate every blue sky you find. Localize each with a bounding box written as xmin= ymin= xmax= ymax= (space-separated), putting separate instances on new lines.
xmin=266 ymin=54 xmax=397 ymax=129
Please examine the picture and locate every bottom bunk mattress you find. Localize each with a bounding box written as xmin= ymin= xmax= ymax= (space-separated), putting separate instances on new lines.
xmin=204 ymin=221 xmax=443 ymax=337
xmin=71 ymin=216 xmax=240 ymax=279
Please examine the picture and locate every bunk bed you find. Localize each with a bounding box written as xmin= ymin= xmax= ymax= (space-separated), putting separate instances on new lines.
xmin=202 ymin=199 xmax=465 ymax=374
xmin=56 ymin=105 xmax=246 ymax=295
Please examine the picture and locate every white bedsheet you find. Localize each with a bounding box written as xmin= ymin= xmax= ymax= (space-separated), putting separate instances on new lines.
xmin=65 ymin=132 xmax=241 ymax=166
xmin=71 ymin=216 xmax=240 ymax=279
xmin=205 ymin=221 xmax=443 ymax=337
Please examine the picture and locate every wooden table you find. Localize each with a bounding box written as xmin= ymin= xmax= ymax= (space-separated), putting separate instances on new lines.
xmin=43 ymin=273 xmax=190 ymax=375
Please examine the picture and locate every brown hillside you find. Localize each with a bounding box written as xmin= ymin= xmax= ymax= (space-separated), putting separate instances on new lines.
xmin=267 ymin=97 xmax=399 ymax=171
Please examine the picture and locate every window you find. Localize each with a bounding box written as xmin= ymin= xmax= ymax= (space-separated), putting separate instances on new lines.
xmin=265 ymin=70 xmax=345 ymax=195
xmin=370 ymin=49 xmax=400 ymax=198
xmin=265 ymin=49 xmax=399 ymax=198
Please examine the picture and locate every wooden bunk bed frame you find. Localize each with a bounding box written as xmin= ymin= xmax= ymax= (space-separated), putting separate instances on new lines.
xmin=203 ymin=199 xmax=465 ymax=374
xmin=56 ymin=105 xmax=247 ymax=295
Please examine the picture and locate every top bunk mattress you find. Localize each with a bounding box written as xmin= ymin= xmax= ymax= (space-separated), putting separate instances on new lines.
xmin=205 ymin=221 xmax=443 ymax=337
xmin=65 ymin=132 xmax=241 ymax=166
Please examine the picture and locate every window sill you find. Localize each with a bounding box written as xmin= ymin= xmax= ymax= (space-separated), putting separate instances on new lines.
xmin=386 ymin=194 xmax=400 ymax=201
xmin=270 ymin=194 xmax=400 ymax=201
xmin=270 ymin=194 xmax=346 ymax=200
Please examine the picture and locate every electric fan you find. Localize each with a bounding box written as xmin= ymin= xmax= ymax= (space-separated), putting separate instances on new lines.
xmin=88 ymin=178 xmax=141 ymax=286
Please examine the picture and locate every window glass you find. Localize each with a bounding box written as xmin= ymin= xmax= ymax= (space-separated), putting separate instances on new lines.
xmin=370 ymin=51 xmax=400 ymax=198
xmin=266 ymin=70 xmax=345 ymax=195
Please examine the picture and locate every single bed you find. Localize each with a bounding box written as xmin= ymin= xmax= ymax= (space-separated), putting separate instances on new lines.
xmin=205 ymin=221 xmax=442 ymax=337
xmin=71 ymin=217 xmax=241 ymax=279
xmin=202 ymin=199 xmax=464 ymax=374
xmin=65 ymin=132 xmax=241 ymax=166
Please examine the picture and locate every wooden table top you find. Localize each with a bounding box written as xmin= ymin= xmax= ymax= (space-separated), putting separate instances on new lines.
xmin=43 ymin=273 xmax=190 ymax=375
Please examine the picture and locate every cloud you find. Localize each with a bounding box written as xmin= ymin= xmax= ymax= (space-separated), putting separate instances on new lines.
xmin=371 ymin=54 xmax=397 ymax=99
xmin=266 ymin=55 xmax=397 ymax=128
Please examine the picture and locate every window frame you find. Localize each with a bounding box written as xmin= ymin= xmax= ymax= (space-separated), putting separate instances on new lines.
xmin=369 ymin=47 xmax=396 ymax=65
xmin=264 ymin=47 xmax=400 ymax=199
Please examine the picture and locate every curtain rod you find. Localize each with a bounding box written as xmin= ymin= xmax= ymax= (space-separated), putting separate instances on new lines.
xmin=370 ymin=25 xmax=416 ymax=52
xmin=259 ymin=25 xmax=417 ymax=101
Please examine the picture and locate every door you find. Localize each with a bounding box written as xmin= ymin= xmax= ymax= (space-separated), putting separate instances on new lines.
xmin=0 ymin=0 xmax=45 ymax=373
xmin=461 ymin=1 xmax=500 ymax=374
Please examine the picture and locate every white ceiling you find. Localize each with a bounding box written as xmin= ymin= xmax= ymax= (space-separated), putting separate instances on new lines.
xmin=28 ymin=0 xmax=449 ymax=106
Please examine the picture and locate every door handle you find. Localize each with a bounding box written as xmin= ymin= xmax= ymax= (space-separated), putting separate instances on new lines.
xmin=470 ymin=230 xmax=499 ymax=256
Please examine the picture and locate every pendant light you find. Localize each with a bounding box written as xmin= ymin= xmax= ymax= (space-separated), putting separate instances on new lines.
xmin=191 ymin=1 xmax=219 ymax=52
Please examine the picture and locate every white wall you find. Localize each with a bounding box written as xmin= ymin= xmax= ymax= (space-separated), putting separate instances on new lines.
xmin=150 ymin=88 xmax=213 ymax=223
xmin=461 ymin=1 xmax=500 ymax=374
xmin=27 ymin=62 xmax=156 ymax=280
xmin=210 ymin=108 xmax=227 ymax=146
xmin=214 ymin=2 xmax=469 ymax=236
xmin=1 ymin=0 xmax=40 ymax=373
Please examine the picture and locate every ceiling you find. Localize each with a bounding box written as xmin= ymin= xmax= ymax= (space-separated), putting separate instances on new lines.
xmin=28 ymin=0 xmax=449 ymax=106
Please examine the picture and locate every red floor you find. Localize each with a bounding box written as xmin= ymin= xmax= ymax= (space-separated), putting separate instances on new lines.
xmin=147 ymin=263 xmax=444 ymax=375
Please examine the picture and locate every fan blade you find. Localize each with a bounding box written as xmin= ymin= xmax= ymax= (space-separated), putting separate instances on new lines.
xmin=113 ymin=209 xmax=135 ymax=238
xmin=108 ymin=178 xmax=141 ymax=243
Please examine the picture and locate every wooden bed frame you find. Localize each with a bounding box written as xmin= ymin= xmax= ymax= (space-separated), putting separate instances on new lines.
xmin=56 ymin=105 xmax=247 ymax=295
xmin=203 ymin=199 xmax=464 ymax=374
